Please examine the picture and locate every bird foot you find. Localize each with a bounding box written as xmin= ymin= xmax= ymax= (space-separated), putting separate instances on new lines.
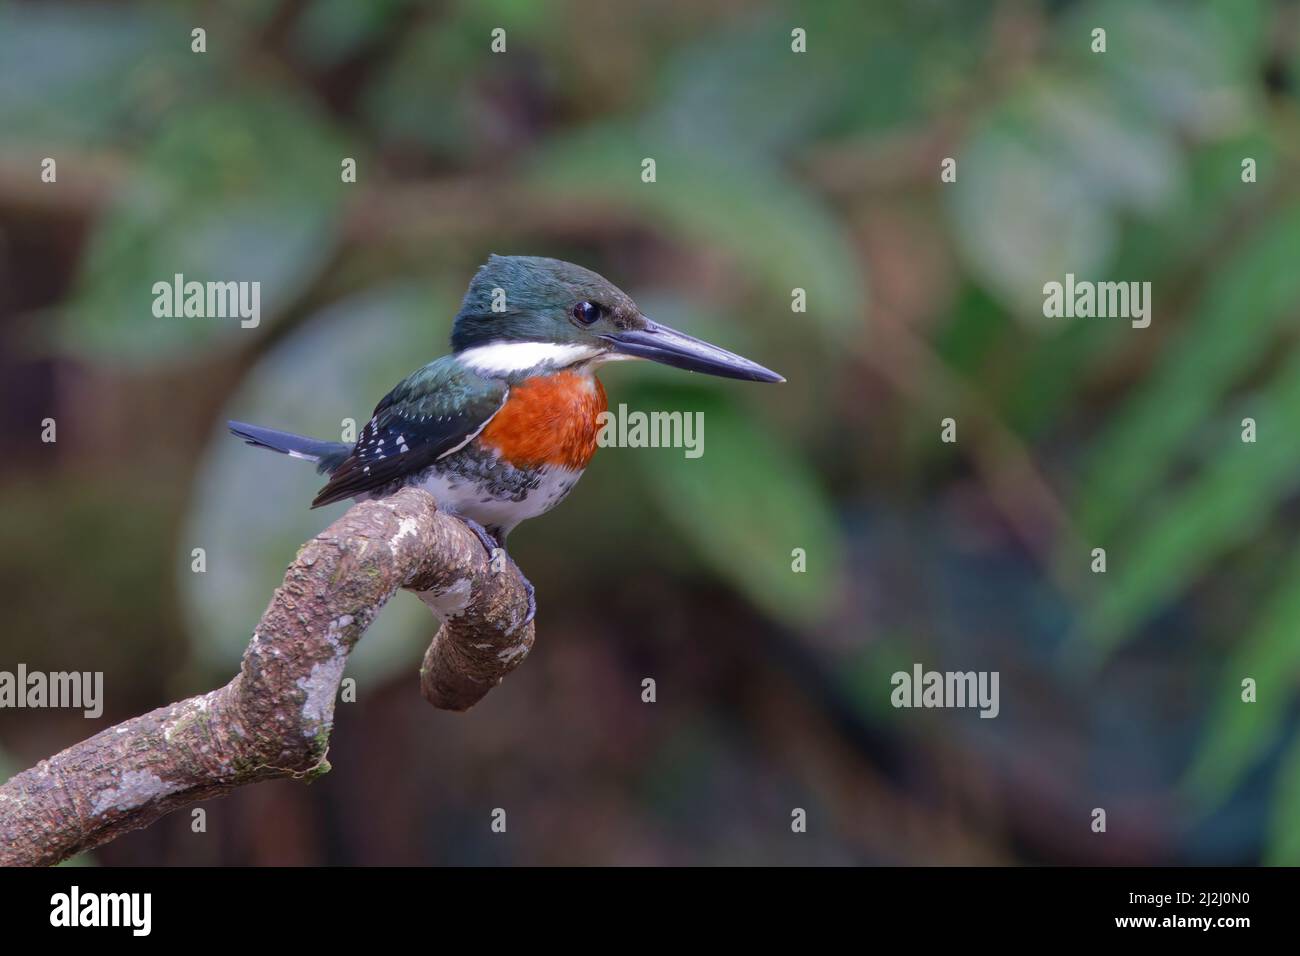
xmin=518 ymin=572 xmax=536 ymax=627
xmin=453 ymin=515 xmax=535 ymax=627
xmin=455 ymin=514 xmax=499 ymax=558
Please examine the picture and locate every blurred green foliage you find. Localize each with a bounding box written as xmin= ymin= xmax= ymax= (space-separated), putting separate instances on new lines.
xmin=3 ymin=0 xmax=1300 ymax=864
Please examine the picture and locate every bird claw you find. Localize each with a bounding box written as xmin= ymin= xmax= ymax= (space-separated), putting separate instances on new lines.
xmin=455 ymin=514 xmax=498 ymax=558
xmin=519 ymin=573 xmax=536 ymax=627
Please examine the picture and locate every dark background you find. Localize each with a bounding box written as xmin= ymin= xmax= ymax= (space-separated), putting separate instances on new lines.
xmin=1 ymin=0 xmax=1297 ymax=865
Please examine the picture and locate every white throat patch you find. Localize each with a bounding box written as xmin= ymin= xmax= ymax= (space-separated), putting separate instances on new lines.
xmin=458 ymin=341 xmax=604 ymax=377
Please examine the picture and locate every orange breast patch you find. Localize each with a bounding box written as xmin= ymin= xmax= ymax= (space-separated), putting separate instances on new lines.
xmin=478 ymin=371 xmax=608 ymax=470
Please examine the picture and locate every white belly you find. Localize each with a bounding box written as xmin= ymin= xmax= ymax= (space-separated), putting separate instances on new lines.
xmin=416 ymin=463 xmax=584 ymax=535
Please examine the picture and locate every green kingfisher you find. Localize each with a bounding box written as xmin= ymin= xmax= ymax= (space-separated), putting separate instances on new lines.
xmin=229 ymin=255 xmax=783 ymax=617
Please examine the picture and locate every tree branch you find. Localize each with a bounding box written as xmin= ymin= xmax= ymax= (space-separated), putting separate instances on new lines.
xmin=0 ymin=487 xmax=534 ymax=866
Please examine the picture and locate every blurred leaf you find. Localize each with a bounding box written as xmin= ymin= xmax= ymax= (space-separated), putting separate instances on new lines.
xmin=291 ymin=0 xmax=408 ymax=67
xmin=934 ymin=284 xmax=1009 ymax=375
xmin=622 ymin=381 xmax=844 ymax=627
xmin=950 ymin=98 xmax=1110 ymax=320
xmin=934 ymin=285 xmax=1118 ymax=442
xmin=1183 ymin=546 xmax=1300 ymax=810
xmin=362 ymin=19 xmax=478 ymax=157
xmin=1077 ymin=347 xmax=1300 ymax=656
xmin=361 ymin=1 xmax=548 ymax=159
xmin=60 ymin=92 xmax=347 ymax=365
xmin=1033 ymin=85 xmax=1182 ymax=213
xmin=1076 ymin=203 xmax=1300 ymax=542
xmin=646 ymin=16 xmax=843 ymax=159
xmin=0 ymin=2 xmax=205 ymax=143
xmin=1265 ymin=732 xmax=1300 ymax=864
xmin=533 ymin=124 xmax=864 ymax=335
xmin=0 ymin=477 xmax=176 ymax=676
xmin=1112 ymin=128 xmax=1278 ymax=280
xmin=182 ymin=282 xmax=454 ymax=684
xmin=841 ymin=636 xmax=915 ymax=722
xmin=950 ymin=80 xmax=1181 ymax=321
xmin=1001 ymin=318 xmax=1115 ymax=438
xmin=798 ymin=0 xmax=994 ymax=136
xmin=1060 ymin=0 xmax=1265 ymax=138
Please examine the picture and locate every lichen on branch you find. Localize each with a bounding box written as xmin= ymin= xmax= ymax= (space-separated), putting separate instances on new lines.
xmin=0 ymin=487 xmax=534 ymax=867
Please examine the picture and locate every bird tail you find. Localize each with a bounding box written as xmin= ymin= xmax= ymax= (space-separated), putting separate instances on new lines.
xmin=227 ymin=420 xmax=351 ymax=475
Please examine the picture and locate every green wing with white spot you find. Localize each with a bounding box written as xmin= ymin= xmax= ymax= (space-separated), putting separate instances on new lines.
xmin=311 ymin=356 xmax=507 ymax=508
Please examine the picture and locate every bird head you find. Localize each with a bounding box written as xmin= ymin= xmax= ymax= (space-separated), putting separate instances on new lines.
xmin=451 ymin=255 xmax=784 ymax=382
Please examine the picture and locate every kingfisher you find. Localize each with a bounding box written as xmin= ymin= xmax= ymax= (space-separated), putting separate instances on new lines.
xmin=229 ymin=255 xmax=783 ymax=618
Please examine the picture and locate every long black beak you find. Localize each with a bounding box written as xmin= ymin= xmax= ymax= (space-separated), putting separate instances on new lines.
xmin=600 ymin=319 xmax=785 ymax=383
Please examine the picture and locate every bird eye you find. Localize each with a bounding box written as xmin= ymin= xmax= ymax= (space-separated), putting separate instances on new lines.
xmin=573 ymin=301 xmax=603 ymax=325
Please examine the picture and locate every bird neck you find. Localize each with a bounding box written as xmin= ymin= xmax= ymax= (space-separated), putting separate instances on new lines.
xmin=456 ymin=341 xmax=603 ymax=382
